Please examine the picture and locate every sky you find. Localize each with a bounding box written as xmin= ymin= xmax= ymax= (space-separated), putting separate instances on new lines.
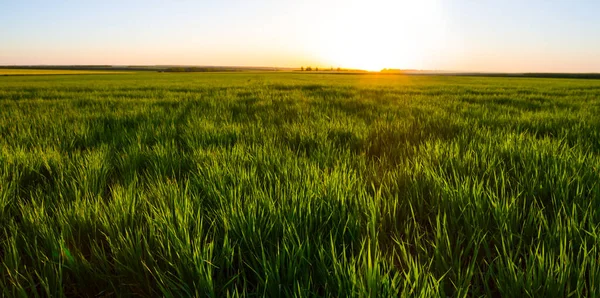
xmin=1 ymin=0 xmax=599 ymax=72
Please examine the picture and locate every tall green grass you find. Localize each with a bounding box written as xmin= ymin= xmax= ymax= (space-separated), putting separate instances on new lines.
xmin=1 ymin=72 xmax=600 ymax=296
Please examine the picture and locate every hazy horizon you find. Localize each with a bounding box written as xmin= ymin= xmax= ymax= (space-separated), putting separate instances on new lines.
xmin=2 ymin=0 xmax=600 ymax=72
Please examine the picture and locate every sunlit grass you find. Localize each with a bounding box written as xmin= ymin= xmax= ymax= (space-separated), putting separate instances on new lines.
xmin=1 ymin=72 xmax=599 ymax=296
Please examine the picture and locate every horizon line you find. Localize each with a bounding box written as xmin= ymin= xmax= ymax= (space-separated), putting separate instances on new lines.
xmin=1 ymin=64 xmax=599 ymax=75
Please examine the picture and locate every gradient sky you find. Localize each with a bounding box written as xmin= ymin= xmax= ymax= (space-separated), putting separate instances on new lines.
xmin=1 ymin=0 xmax=599 ymax=72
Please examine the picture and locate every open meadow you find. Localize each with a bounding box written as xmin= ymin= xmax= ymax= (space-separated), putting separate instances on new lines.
xmin=1 ymin=72 xmax=600 ymax=297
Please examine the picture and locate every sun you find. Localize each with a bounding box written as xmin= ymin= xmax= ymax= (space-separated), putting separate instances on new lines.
xmin=309 ymin=0 xmax=444 ymax=71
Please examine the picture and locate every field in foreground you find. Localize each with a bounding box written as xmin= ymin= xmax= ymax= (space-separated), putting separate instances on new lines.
xmin=1 ymin=72 xmax=600 ymax=297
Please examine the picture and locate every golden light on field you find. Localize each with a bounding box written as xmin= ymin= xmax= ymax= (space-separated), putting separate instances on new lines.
xmin=309 ymin=0 xmax=444 ymax=71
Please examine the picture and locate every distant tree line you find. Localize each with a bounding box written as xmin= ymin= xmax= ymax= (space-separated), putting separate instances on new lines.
xmin=164 ymin=67 xmax=244 ymax=73
xmin=300 ymin=66 xmax=342 ymax=72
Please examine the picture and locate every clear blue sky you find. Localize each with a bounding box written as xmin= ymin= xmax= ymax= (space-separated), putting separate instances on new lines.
xmin=1 ymin=0 xmax=599 ymax=72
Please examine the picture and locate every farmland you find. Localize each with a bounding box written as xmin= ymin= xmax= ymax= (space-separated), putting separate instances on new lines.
xmin=1 ymin=72 xmax=600 ymax=297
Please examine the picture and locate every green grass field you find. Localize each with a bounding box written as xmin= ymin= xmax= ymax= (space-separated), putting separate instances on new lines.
xmin=1 ymin=72 xmax=600 ymax=297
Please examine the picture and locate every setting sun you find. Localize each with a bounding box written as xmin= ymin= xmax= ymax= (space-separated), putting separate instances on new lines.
xmin=307 ymin=0 xmax=444 ymax=71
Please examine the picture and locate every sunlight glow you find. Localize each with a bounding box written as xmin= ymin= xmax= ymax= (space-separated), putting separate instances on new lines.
xmin=310 ymin=0 xmax=444 ymax=71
